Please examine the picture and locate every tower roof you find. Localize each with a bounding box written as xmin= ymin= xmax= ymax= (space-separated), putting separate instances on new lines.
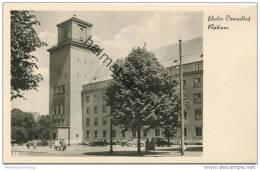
xmin=56 ymin=16 xmax=93 ymax=27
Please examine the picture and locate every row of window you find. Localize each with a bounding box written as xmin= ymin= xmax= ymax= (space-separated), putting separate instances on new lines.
xmin=85 ymin=89 xmax=200 ymax=106
xmin=54 ymin=84 xmax=66 ymax=94
xmin=184 ymin=109 xmax=203 ymax=120
xmin=53 ymin=105 xmax=65 ymax=115
xmin=86 ymin=105 xmax=107 ymax=114
xmin=52 ymin=119 xmax=65 ymax=127
xmin=86 ymin=117 xmax=107 ymax=126
xmin=168 ymin=63 xmax=201 ymax=75
xmin=194 ymin=93 xmax=202 ymax=103
xmin=182 ymin=78 xmax=201 ymax=89
xmin=85 ymin=127 xmax=202 ymax=139
xmin=85 ymin=94 xmax=200 ymax=114
xmin=184 ymin=127 xmax=202 ymax=137
xmin=86 ymin=108 xmax=202 ymax=127
xmin=86 ymin=129 xmax=153 ymax=139
xmin=85 ymin=94 xmax=106 ymax=103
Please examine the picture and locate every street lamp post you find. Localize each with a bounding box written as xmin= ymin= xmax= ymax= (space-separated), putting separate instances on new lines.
xmin=110 ymin=117 xmax=113 ymax=153
xmin=179 ymin=39 xmax=185 ymax=155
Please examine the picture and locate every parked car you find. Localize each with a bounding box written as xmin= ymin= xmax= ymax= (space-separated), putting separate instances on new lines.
xmin=88 ymin=139 xmax=108 ymax=146
xmin=107 ymin=140 xmax=117 ymax=145
xmin=126 ymin=139 xmax=145 ymax=147
xmin=152 ymin=137 xmax=172 ymax=147
xmin=120 ymin=140 xmax=130 ymax=146
xmin=82 ymin=141 xmax=89 ymax=146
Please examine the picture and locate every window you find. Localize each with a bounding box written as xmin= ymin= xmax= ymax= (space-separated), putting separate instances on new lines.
xmin=143 ymin=129 xmax=148 ymax=137
xmin=195 ymin=109 xmax=202 ymax=120
xmin=79 ymin=26 xmax=84 ymax=42
xmin=195 ymin=63 xmax=200 ymax=70
xmin=102 ymin=95 xmax=106 ymax=101
xmin=57 ymin=106 xmax=60 ymax=115
xmin=121 ymin=131 xmax=126 ymax=137
xmin=132 ymin=130 xmax=136 ymax=137
xmin=112 ymin=130 xmax=116 ymax=138
xmin=86 ymin=96 xmax=90 ymax=103
xmin=183 ymin=80 xmax=186 ymax=89
xmin=63 ymin=25 xmax=68 ymax=40
xmin=103 ymin=130 xmax=107 ymax=138
xmin=52 ymin=133 xmax=56 ymax=140
xmin=155 ymin=129 xmax=160 ymax=137
xmin=195 ymin=127 xmax=202 ymax=136
xmin=94 ymin=106 xmax=98 ymax=113
xmin=86 ymin=118 xmax=90 ymax=126
xmin=184 ymin=110 xmax=187 ymax=120
xmin=86 ymin=131 xmax=90 ymax=139
xmin=94 ymin=130 xmax=98 ymax=138
xmin=194 ymin=78 xmax=201 ymax=88
xmin=94 ymin=118 xmax=98 ymax=126
xmin=53 ymin=107 xmax=56 ymax=115
xmin=194 ymin=93 xmax=201 ymax=103
xmin=60 ymin=105 xmax=63 ymax=115
xmin=62 ymin=85 xmax=66 ymax=93
xmin=102 ymin=117 xmax=107 ymax=125
xmin=102 ymin=105 xmax=106 ymax=112
xmin=94 ymin=95 xmax=98 ymax=103
xmin=184 ymin=128 xmax=188 ymax=137
xmin=86 ymin=107 xmax=90 ymax=114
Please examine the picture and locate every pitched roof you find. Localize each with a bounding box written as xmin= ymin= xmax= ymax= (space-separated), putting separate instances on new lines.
xmin=57 ymin=16 xmax=93 ymax=27
xmin=84 ymin=37 xmax=203 ymax=85
xmin=152 ymin=37 xmax=203 ymax=68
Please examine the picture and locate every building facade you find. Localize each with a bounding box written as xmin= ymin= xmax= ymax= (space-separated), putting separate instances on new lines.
xmin=82 ymin=59 xmax=203 ymax=145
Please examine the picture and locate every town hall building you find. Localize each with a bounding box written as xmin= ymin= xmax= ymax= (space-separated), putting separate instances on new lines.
xmin=48 ymin=16 xmax=203 ymax=145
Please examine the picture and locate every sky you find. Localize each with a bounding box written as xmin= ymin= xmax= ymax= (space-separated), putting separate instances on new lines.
xmin=11 ymin=11 xmax=202 ymax=115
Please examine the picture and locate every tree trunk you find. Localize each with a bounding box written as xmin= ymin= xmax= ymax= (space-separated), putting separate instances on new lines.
xmin=167 ymin=135 xmax=170 ymax=147
xmin=137 ymin=126 xmax=141 ymax=155
xmin=110 ymin=118 xmax=113 ymax=153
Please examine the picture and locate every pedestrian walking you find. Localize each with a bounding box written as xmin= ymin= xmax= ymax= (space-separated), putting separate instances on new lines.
xmin=54 ymin=140 xmax=60 ymax=151
xmin=61 ymin=139 xmax=66 ymax=151
xmin=33 ymin=140 xmax=37 ymax=150
xmin=145 ymin=138 xmax=150 ymax=152
xmin=26 ymin=143 xmax=30 ymax=150
xmin=150 ymin=138 xmax=155 ymax=154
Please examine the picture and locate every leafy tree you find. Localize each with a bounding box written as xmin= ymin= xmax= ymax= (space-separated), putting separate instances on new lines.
xmin=11 ymin=10 xmax=47 ymax=100
xmin=11 ymin=108 xmax=37 ymax=143
xmin=106 ymin=47 xmax=180 ymax=154
xmin=36 ymin=115 xmax=50 ymax=141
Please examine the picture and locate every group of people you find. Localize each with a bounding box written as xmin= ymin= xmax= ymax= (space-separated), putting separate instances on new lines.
xmin=145 ymin=138 xmax=155 ymax=153
xmin=54 ymin=138 xmax=66 ymax=151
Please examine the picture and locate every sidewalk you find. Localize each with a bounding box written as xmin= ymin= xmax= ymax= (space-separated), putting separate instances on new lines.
xmin=11 ymin=145 xmax=203 ymax=157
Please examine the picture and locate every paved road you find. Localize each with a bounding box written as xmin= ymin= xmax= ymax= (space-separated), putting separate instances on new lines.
xmin=11 ymin=145 xmax=202 ymax=157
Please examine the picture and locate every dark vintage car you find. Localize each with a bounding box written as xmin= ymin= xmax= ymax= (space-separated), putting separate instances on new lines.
xmin=88 ymin=139 xmax=108 ymax=146
xmin=126 ymin=139 xmax=145 ymax=147
xmin=152 ymin=137 xmax=172 ymax=147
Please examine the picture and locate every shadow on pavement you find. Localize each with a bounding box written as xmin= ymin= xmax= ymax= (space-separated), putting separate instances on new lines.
xmin=83 ymin=151 xmax=171 ymax=156
xmin=156 ymin=146 xmax=203 ymax=152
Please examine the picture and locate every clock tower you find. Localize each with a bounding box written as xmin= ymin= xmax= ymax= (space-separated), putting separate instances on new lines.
xmin=48 ymin=16 xmax=98 ymax=144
